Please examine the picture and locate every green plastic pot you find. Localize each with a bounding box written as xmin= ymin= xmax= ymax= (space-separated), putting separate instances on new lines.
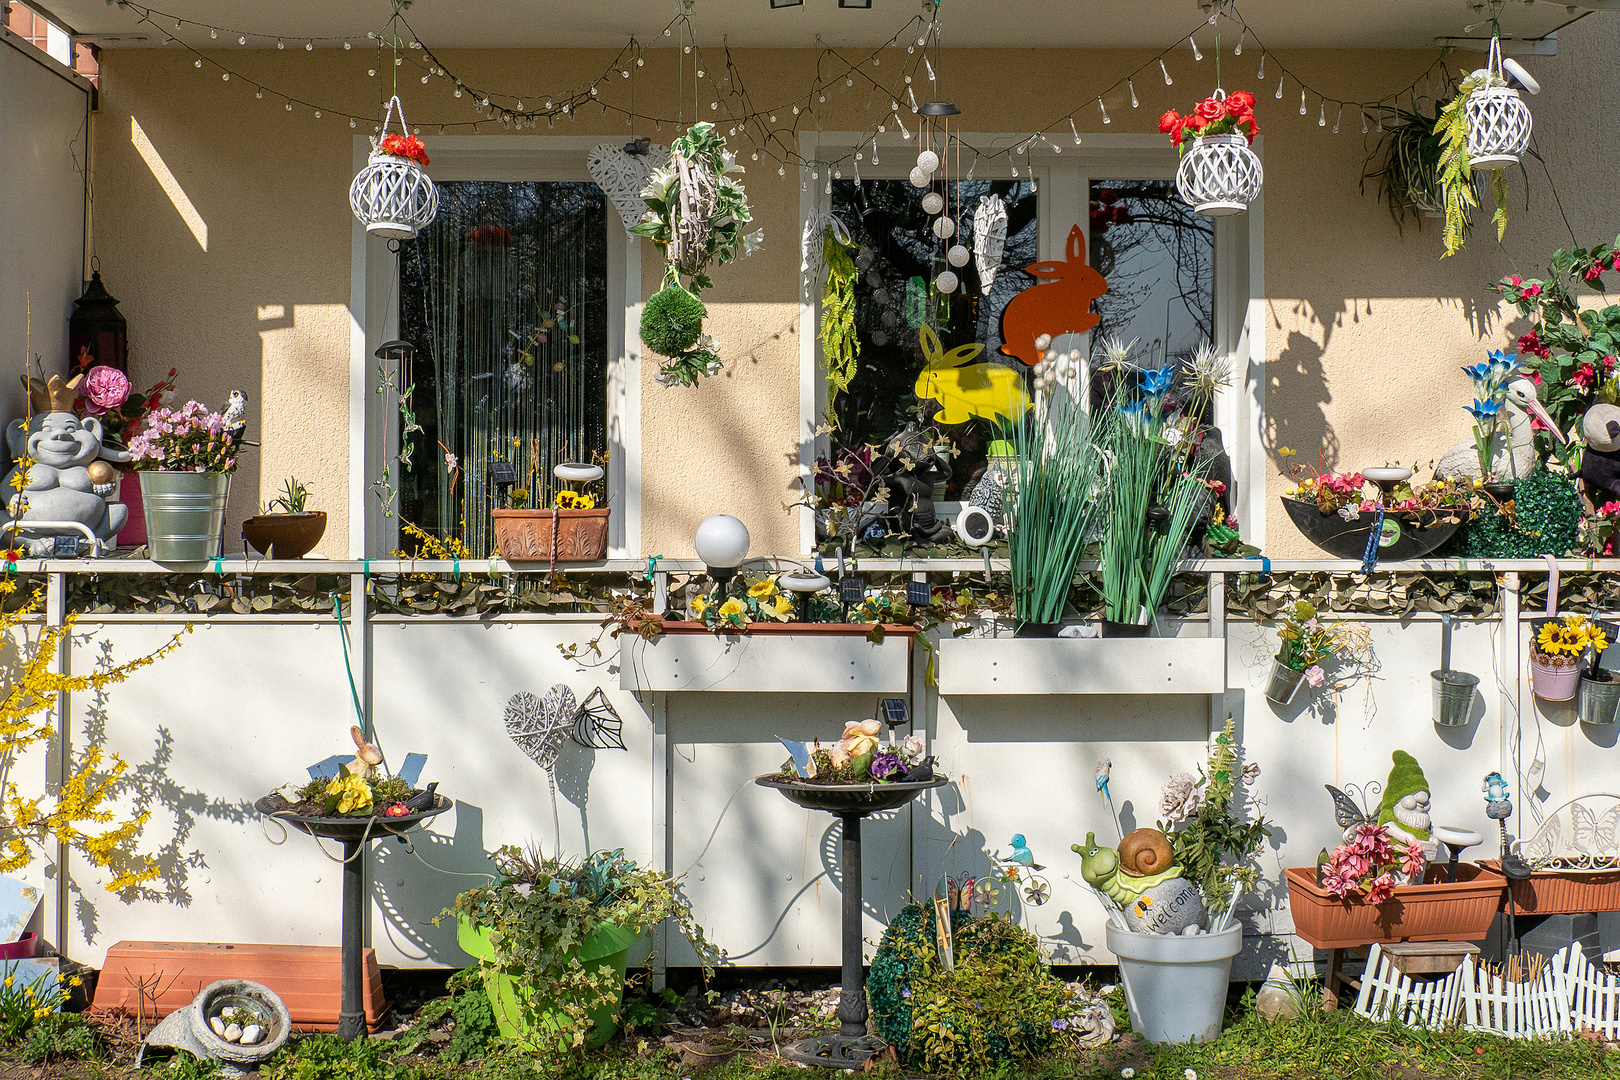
xmin=455 ymin=914 xmax=638 ymax=1051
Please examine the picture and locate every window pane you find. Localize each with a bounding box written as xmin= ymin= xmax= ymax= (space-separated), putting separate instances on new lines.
xmin=398 ymin=181 xmax=608 ymax=556
xmin=828 ymin=178 xmax=1036 ymax=499
xmin=1087 ymin=179 xmax=1214 ymax=376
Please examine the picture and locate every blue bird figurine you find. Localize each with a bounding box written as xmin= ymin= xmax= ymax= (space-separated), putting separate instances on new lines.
xmin=1007 ymin=833 xmax=1043 ymax=870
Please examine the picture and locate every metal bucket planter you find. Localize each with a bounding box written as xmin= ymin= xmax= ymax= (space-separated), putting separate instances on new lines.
xmin=1529 ymin=654 xmax=1581 ymax=702
xmin=1106 ymin=924 xmax=1242 ymax=1044
xmin=1577 ymin=675 xmax=1620 ymax=726
xmin=1265 ymin=657 xmax=1306 ymax=705
xmin=140 ymin=471 xmax=229 ymax=563
xmin=1432 ymin=670 xmax=1480 ymax=727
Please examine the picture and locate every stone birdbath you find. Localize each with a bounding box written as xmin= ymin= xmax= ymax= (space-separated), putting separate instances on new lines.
xmin=755 ymin=775 xmax=950 ymax=1069
xmin=254 ymin=793 xmax=452 ymax=1039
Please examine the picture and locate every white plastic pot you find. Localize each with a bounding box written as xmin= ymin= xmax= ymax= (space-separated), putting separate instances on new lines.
xmin=1107 ymin=923 xmax=1241 ymax=1044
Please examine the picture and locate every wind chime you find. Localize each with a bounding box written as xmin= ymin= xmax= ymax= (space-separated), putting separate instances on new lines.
xmin=912 ymin=102 xmax=970 ymax=299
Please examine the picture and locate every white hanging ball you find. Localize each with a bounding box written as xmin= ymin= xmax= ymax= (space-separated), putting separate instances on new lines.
xmin=864 ymin=270 xmax=883 ymax=288
xmin=909 ymin=167 xmax=930 ymax=188
xmin=854 ymin=248 xmax=874 ymax=270
xmin=921 ymin=192 xmax=945 ymax=215
xmin=916 ymin=149 xmax=940 ymax=174
xmin=880 ymin=310 xmax=898 ymax=328
xmin=871 ymin=330 xmax=889 ymax=346
xmin=936 ymin=270 xmax=959 ymax=293
xmin=946 ymin=244 xmax=970 ymax=267
xmin=932 ymin=216 xmax=956 ymax=239
xmin=872 ymin=289 xmax=890 ymax=306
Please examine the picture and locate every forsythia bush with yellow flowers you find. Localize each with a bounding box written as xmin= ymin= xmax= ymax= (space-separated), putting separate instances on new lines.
xmin=0 ymin=592 xmax=185 ymax=895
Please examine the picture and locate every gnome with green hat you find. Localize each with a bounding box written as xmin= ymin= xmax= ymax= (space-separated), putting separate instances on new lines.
xmin=1376 ymin=750 xmax=1440 ymax=880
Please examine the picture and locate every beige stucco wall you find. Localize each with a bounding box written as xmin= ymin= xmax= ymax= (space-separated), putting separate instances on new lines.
xmin=87 ymin=20 xmax=1620 ymax=558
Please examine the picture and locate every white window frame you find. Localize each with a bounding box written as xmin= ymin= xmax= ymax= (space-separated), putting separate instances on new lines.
xmin=797 ymin=131 xmax=1265 ymax=554
xmin=350 ymin=135 xmax=642 ymax=559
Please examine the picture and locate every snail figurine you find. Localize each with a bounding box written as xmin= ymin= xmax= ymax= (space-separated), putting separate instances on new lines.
xmin=1072 ymin=828 xmax=1208 ymax=936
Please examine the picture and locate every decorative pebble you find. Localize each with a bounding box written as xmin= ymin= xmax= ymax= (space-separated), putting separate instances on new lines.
xmin=920 ymin=192 xmax=944 ymax=215
xmin=931 ymin=216 xmax=955 ymax=239
xmin=935 ymin=271 xmax=959 ymax=294
xmin=946 ymin=244 xmax=970 ymax=267
xmin=209 ymin=1016 xmax=226 ymax=1037
xmin=240 ymin=1025 xmax=264 ymax=1045
xmin=224 ymin=1023 xmax=242 ymax=1043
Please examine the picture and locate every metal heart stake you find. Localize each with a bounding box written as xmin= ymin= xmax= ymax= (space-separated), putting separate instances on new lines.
xmin=571 ymin=687 xmax=626 ymax=752
xmin=587 ymin=141 xmax=671 ymax=234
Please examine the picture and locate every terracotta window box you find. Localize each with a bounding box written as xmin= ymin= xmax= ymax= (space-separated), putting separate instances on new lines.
xmin=1284 ymin=863 xmax=1506 ymax=950
xmin=1479 ymin=860 xmax=1620 ymax=915
xmin=492 ymin=508 xmax=609 ymax=563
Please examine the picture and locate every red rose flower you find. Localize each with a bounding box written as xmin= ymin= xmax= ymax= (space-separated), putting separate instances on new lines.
xmin=1227 ymin=90 xmax=1256 ymax=112
xmin=1586 ymin=264 xmax=1605 ymax=285
xmin=1521 ymin=283 xmax=1543 ymax=299
xmin=1182 ymin=113 xmax=1209 ymax=134
xmin=1195 ymin=97 xmax=1226 ymax=121
xmin=379 ymin=133 xmax=430 ymax=167
xmin=1158 ymin=109 xmax=1183 ymax=134
xmin=1572 ymin=363 xmax=1597 ymax=390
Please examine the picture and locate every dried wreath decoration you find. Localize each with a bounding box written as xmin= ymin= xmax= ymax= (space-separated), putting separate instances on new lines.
xmin=632 ymin=123 xmax=761 ymax=387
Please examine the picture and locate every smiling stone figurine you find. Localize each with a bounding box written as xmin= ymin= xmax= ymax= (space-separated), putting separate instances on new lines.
xmin=3 ymin=374 xmax=128 ymax=554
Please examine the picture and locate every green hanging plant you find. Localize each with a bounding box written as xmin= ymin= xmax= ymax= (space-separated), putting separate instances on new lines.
xmin=630 ymin=122 xmax=760 ymax=387
xmin=1359 ymin=86 xmax=1456 ymax=233
xmin=1436 ymin=70 xmax=1512 ymax=258
xmin=819 ymin=224 xmax=860 ymax=402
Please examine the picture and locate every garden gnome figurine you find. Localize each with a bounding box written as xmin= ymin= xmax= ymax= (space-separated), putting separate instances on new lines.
xmin=3 ymin=374 xmax=129 ymax=554
xmin=1376 ymin=751 xmax=1441 ymax=875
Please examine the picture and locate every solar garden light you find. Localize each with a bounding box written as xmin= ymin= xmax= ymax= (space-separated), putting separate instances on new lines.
xmin=779 ymin=569 xmax=830 ymax=622
xmin=694 ymin=514 xmax=750 ymax=604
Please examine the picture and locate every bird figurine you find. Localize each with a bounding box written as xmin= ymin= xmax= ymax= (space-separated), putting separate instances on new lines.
xmin=1007 ymin=833 xmax=1043 ymax=870
xmin=222 ymin=390 xmax=248 ymax=446
xmin=1094 ymin=759 xmax=1112 ymax=798
xmin=1434 ymin=378 xmax=1564 ymax=482
xmin=777 ymin=736 xmax=816 ymax=779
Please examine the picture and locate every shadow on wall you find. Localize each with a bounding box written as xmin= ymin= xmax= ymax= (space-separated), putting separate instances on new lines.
xmin=373 ymin=801 xmax=495 ymax=967
xmin=73 ymin=642 xmax=258 ymax=944
xmin=1261 ymin=327 xmax=1338 ymax=478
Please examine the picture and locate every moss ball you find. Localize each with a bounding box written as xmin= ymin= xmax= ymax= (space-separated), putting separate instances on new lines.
xmin=639 ymin=284 xmax=706 ymax=357
xmin=1444 ymin=468 xmax=1583 ymax=558
xmin=867 ymin=904 xmax=1068 ymax=1074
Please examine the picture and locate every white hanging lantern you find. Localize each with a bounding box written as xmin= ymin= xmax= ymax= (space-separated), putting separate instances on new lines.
xmin=1175 ymin=133 xmax=1263 ymax=217
xmin=349 ymin=96 xmax=438 ymax=240
xmin=1464 ymin=42 xmax=1532 ymax=171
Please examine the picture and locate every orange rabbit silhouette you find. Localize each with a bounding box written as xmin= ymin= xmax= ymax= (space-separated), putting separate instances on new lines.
xmin=998 ymin=224 xmax=1107 ymax=367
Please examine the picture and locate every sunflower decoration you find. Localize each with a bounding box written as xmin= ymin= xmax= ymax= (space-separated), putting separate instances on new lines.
xmin=688 ymin=572 xmax=800 ymax=631
xmin=1532 ymin=614 xmax=1599 ymax=665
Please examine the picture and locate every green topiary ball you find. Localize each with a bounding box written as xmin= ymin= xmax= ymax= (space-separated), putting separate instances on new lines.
xmin=639 ymin=283 xmax=707 ymax=357
xmin=867 ymin=904 xmax=1070 ymax=1074
xmin=1443 ymin=468 xmax=1583 ymax=558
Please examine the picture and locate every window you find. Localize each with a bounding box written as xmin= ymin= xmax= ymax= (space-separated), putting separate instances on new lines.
xmin=827 ymin=178 xmax=1037 ymax=499
xmin=398 ymin=181 xmax=609 ymax=556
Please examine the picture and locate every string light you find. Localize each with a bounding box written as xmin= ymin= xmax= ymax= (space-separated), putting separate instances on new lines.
xmin=1190 ymin=35 xmax=1202 ymax=62
xmin=1098 ymin=97 xmax=1110 ymax=124
xmin=1070 ymin=117 xmax=1082 ymax=145
xmin=1331 ymin=103 xmax=1341 ymax=132
xmin=1318 ymin=99 xmax=1326 ymax=126
xmin=1257 ymin=52 xmax=1265 ymax=79
xmin=1360 ymin=108 xmax=1368 ymax=134
xmin=1300 ymin=88 xmax=1307 ymax=114
xmin=1276 ymin=73 xmax=1285 ymax=99
xmin=1129 ymin=79 xmax=1138 ymax=107
xmin=1160 ymin=58 xmax=1173 ymax=85
xmin=1234 ymin=29 xmax=1245 ymax=55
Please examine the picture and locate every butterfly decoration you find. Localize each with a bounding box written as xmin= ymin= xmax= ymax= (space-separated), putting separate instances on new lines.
xmin=572 ymin=687 xmax=626 ymax=751
xmin=1571 ymin=801 xmax=1620 ymax=862
xmin=1325 ymin=782 xmax=1381 ymax=841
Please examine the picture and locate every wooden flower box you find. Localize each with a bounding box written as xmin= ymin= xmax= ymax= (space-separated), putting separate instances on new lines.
xmin=1480 ymin=860 xmax=1620 ymax=915
xmin=1284 ymin=863 xmax=1506 ymax=950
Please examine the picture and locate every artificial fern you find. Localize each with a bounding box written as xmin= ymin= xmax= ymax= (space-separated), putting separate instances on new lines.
xmin=819 ymin=224 xmax=861 ymax=401
xmin=1435 ymin=71 xmax=1513 ymax=258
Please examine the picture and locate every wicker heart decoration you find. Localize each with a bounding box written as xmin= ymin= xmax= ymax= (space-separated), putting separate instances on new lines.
xmin=587 ymin=141 xmax=672 ymax=234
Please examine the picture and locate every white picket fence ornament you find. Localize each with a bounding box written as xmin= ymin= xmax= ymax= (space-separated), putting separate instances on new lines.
xmin=1354 ymin=944 xmax=1463 ymax=1031
xmin=349 ymin=96 xmax=439 ymax=240
xmin=1464 ymin=40 xmax=1533 ymax=171
xmin=1175 ymin=133 xmax=1263 ymax=217
xmin=1560 ymin=946 xmax=1620 ymax=1040
xmin=1458 ymin=954 xmax=1572 ymax=1038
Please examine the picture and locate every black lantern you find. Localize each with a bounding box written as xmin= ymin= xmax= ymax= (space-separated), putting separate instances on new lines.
xmin=69 ymin=271 xmax=129 ymax=374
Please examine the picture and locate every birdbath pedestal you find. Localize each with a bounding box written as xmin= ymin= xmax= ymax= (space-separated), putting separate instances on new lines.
xmin=254 ymin=794 xmax=452 ymax=1039
xmin=755 ymin=775 xmax=950 ymax=1069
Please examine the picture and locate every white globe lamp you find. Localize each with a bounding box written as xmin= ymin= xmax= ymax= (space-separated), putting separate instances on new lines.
xmin=694 ymin=514 xmax=751 ymax=599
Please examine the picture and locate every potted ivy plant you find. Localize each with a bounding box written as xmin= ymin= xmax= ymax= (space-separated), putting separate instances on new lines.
xmin=241 ymin=476 xmax=326 ymax=559
xmin=449 ymin=845 xmax=716 ymax=1052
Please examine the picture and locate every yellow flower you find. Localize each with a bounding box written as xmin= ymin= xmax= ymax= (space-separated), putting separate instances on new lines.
xmin=691 ymin=595 xmax=708 ymax=616
xmin=67 ymin=976 xmax=81 ymax=987
xmin=554 ymin=490 xmax=596 ymax=510
xmin=772 ymin=595 xmax=793 ymax=618
xmin=4 ymin=976 xmax=12 ymax=988
xmin=748 ymin=580 xmax=778 ymax=599
xmin=325 ymin=773 xmax=374 ymax=815
xmin=1590 ymin=627 xmax=1610 ymax=654
xmin=718 ymin=599 xmax=744 ymax=619
xmin=1538 ymin=623 xmax=1565 ymax=655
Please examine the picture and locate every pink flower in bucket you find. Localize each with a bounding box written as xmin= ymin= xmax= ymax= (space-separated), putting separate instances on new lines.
xmin=79 ymin=366 xmax=132 ymax=416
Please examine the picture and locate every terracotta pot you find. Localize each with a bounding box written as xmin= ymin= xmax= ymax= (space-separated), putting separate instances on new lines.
xmin=1529 ymin=653 xmax=1582 ymax=701
xmin=493 ymin=508 xmax=609 ymax=562
xmin=241 ymin=511 xmax=327 ymax=558
xmin=1480 ymin=860 xmax=1620 ymax=915
xmin=1283 ymin=863 xmax=1505 ymax=949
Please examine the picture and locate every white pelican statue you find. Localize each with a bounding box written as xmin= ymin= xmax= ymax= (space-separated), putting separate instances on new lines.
xmin=1435 ymin=377 xmax=1564 ymax=482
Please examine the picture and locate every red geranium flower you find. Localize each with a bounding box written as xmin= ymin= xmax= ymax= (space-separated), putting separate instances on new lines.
xmin=1521 ymin=283 xmax=1543 ymax=299
xmin=1572 ymin=363 xmax=1597 ymax=390
xmin=1585 ymin=264 xmax=1605 ymax=285
xmin=378 ymin=133 xmax=430 ymax=167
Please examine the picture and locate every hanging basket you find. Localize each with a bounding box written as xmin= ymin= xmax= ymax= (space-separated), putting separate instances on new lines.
xmin=1175 ymin=133 xmax=1263 ymax=217
xmin=349 ymin=96 xmax=438 ymax=240
xmin=1465 ymin=86 xmax=1532 ymax=171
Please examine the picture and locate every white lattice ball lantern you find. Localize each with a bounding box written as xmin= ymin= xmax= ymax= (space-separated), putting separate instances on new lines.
xmin=1175 ymin=133 xmax=1263 ymax=217
xmin=1465 ymin=86 xmax=1531 ymax=171
xmin=350 ymin=152 xmax=438 ymax=240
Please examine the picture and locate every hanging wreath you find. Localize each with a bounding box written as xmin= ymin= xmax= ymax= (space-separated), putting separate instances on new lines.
xmin=630 ymin=122 xmax=761 ymax=387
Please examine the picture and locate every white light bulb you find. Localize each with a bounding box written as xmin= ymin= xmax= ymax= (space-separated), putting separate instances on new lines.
xmin=1161 ymin=58 xmax=1172 ymax=85
xmin=1129 ymin=80 xmax=1139 ymax=108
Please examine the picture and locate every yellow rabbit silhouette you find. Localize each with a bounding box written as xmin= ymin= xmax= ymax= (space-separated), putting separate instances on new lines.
xmin=913 ymin=324 xmax=1030 ymax=426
